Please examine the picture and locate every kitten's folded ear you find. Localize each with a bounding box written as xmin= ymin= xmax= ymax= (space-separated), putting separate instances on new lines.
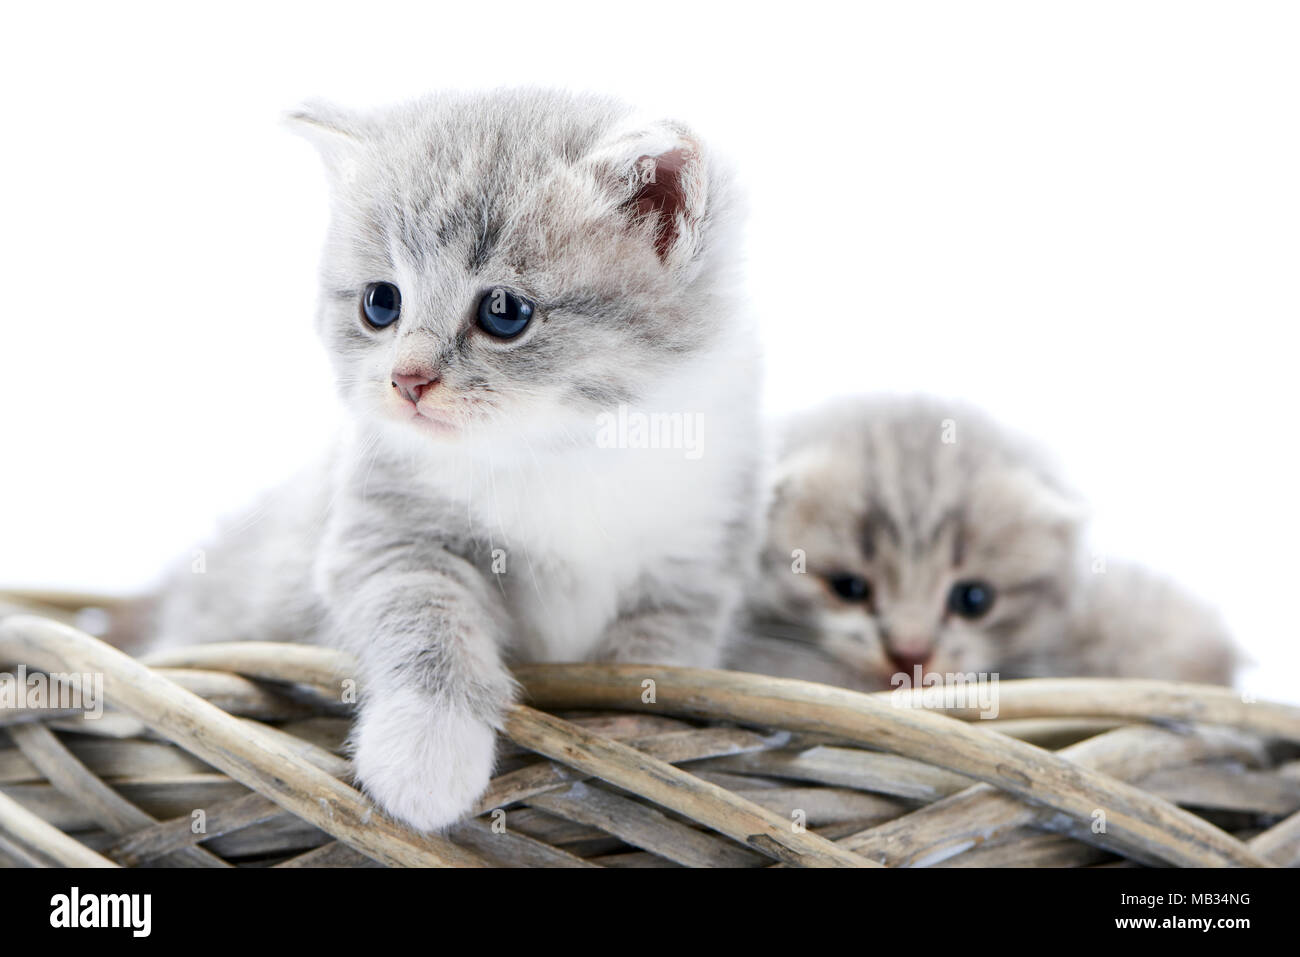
xmin=1005 ymin=468 xmax=1090 ymax=540
xmin=284 ymin=99 xmax=368 ymax=183
xmin=589 ymin=121 xmax=712 ymax=273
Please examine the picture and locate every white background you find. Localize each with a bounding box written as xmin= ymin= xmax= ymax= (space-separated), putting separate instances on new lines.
xmin=1 ymin=2 xmax=1296 ymax=701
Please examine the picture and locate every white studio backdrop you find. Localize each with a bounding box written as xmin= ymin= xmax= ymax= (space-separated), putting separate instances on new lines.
xmin=1 ymin=2 xmax=1296 ymax=701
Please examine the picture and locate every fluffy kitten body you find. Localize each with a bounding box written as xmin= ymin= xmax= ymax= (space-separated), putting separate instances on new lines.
xmin=149 ymin=89 xmax=761 ymax=830
xmin=731 ymin=395 xmax=1239 ymax=690
xmin=1060 ymin=558 xmax=1239 ymax=685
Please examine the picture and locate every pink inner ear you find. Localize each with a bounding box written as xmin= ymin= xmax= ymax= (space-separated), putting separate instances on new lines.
xmin=627 ymin=148 xmax=691 ymax=260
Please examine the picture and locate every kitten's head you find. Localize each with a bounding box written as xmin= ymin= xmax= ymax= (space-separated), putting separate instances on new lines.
xmin=747 ymin=396 xmax=1085 ymax=690
xmin=289 ymin=89 xmax=741 ymax=452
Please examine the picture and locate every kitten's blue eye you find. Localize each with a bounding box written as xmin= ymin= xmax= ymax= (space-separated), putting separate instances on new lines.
xmin=949 ymin=580 xmax=996 ymax=619
xmin=477 ymin=288 xmax=533 ymax=339
xmin=828 ymin=574 xmax=872 ymax=604
xmin=362 ymin=282 xmax=402 ymax=329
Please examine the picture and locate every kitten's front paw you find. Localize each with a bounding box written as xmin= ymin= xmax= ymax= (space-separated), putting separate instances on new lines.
xmin=352 ymin=687 xmax=498 ymax=832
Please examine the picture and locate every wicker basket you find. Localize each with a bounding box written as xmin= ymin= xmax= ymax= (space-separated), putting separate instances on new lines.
xmin=1 ymin=593 xmax=1297 ymax=868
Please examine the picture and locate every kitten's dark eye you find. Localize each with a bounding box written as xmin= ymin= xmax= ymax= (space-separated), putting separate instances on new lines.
xmin=948 ymin=580 xmax=996 ymax=619
xmin=362 ymin=282 xmax=402 ymax=329
xmin=828 ymin=574 xmax=872 ymax=604
xmin=477 ymin=287 xmax=534 ymax=339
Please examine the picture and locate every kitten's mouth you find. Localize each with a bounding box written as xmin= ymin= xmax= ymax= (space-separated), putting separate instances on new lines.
xmin=407 ymin=406 xmax=459 ymax=436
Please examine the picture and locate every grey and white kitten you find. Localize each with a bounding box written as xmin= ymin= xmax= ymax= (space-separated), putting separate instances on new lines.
xmin=730 ymin=395 xmax=1239 ymax=690
xmin=147 ymin=89 xmax=761 ymax=830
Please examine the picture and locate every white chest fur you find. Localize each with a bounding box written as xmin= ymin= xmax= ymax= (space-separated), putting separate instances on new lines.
xmin=465 ymin=439 xmax=737 ymax=661
xmin=392 ymin=335 xmax=759 ymax=663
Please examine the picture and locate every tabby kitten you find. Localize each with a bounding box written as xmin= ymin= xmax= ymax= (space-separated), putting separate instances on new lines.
xmin=731 ymin=395 xmax=1239 ymax=690
xmin=147 ymin=89 xmax=761 ymax=830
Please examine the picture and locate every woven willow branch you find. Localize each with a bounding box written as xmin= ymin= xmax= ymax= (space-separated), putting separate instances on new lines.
xmin=513 ymin=664 xmax=1280 ymax=867
xmin=883 ymin=679 xmax=1300 ymax=744
xmin=1 ymin=604 xmax=1297 ymax=868
xmin=0 ymin=615 xmax=484 ymax=867
xmin=0 ymin=789 xmax=117 ymax=867
xmin=837 ymin=724 xmax=1270 ymax=866
xmin=503 ymin=705 xmax=874 ymax=867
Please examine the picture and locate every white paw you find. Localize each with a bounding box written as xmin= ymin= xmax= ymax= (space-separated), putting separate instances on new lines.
xmin=352 ymin=686 xmax=498 ymax=832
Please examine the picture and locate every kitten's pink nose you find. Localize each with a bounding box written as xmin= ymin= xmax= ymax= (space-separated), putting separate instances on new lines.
xmin=391 ymin=370 xmax=439 ymax=406
xmin=886 ymin=644 xmax=934 ymax=677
